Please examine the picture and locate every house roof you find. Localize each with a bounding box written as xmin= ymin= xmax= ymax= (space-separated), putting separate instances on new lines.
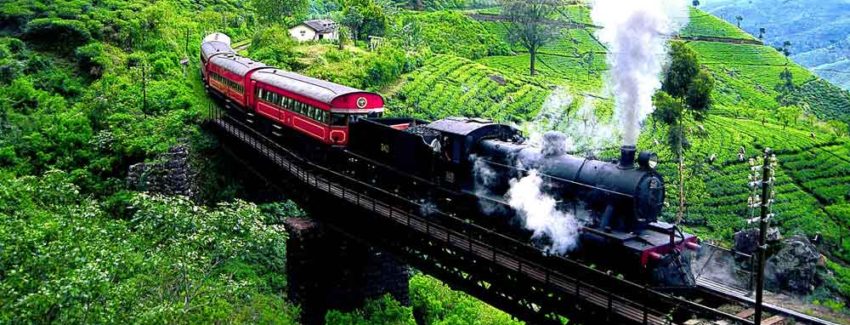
xmin=299 ymin=19 xmax=337 ymax=34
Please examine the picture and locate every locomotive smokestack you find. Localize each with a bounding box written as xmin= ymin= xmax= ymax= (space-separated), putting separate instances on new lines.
xmin=620 ymin=145 xmax=636 ymax=168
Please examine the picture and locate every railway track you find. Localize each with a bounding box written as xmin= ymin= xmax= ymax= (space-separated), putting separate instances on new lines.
xmin=696 ymin=278 xmax=840 ymax=325
xmin=207 ymin=106 xmax=837 ymax=325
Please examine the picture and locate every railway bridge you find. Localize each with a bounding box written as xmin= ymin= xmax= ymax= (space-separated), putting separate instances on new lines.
xmin=205 ymin=106 xmax=836 ymax=325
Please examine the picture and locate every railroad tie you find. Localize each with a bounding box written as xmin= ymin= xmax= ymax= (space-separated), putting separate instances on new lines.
xmin=761 ymin=315 xmax=785 ymax=325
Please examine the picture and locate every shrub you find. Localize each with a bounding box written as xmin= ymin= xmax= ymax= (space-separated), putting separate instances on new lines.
xmin=74 ymin=42 xmax=107 ymax=78
xmin=325 ymin=294 xmax=415 ymax=324
xmin=23 ymin=18 xmax=92 ymax=49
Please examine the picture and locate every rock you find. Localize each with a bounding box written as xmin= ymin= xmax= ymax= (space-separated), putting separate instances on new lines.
xmin=765 ymin=235 xmax=820 ymax=294
xmin=733 ymin=227 xmax=782 ymax=255
xmin=734 ymin=229 xmax=759 ymax=254
xmin=126 ymin=145 xmax=196 ymax=199
xmin=489 ymin=74 xmax=506 ymax=86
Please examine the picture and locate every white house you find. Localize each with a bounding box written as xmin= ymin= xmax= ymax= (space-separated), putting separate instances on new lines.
xmin=289 ymin=19 xmax=339 ymax=42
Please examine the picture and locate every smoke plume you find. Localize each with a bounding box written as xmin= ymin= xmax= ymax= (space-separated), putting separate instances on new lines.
xmin=562 ymin=95 xmax=618 ymax=154
xmin=507 ymin=171 xmax=583 ymax=255
xmin=591 ymin=0 xmax=689 ymax=146
xmin=472 ymin=156 xmax=506 ymax=215
xmin=534 ymin=86 xmax=574 ymax=130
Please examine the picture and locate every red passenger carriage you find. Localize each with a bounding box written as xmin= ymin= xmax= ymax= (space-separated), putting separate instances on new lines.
xmin=200 ymin=33 xmax=385 ymax=146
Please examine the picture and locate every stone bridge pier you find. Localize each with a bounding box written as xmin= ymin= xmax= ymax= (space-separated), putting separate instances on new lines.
xmin=284 ymin=218 xmax=410 ymax=324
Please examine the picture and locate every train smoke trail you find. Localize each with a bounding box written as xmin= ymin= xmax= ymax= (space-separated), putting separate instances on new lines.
xmin=563 ymin=95 xmax=617 ymax=155
xmin=507 ymin=170 xmax=582 ymax=255
xmin=591 ymin=0 xmax=689 ymax=146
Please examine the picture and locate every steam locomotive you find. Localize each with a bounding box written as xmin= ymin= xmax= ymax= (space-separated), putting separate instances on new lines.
xmin=201 ymin=33 xmax=699 ymax=287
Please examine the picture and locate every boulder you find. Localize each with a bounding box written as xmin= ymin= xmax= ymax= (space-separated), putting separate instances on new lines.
xmin=733 ymin=227 xmax=782 ymax=255
xmin=765 ymin=235 xmax=820 ymax=294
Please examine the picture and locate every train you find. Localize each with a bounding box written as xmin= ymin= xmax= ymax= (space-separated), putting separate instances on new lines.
xmin=201 ymin=33 xmax=700 ymax=287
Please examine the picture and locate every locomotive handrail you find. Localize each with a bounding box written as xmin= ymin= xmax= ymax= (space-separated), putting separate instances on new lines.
xmin=207 ymin=108 xmax=756 ymax=324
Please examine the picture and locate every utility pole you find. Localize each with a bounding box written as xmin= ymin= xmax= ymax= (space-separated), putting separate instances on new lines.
xmin=753 ymin=148 xmax=776 ymax=325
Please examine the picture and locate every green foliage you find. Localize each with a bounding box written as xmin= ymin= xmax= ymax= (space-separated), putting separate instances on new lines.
xmin=776 ymin=105 xmax=803 ymax=128
xmin=75 ymin=43 xmax=110 ymax=79
xmin=325 ymin=294 xmax=416 ymax=324
xmin=249 ymin=26 xmax=301 ymax=69
xmin=0 ymin=171 xmax=298 ymax=323
xmin=409 ymin=274 xmax=523 ymax=324
xmin=388 ymin=54 xmax=550 ymax=122
xmin=498 ymin=0 xmax=564 ymax=75
xmin=252 ymin=0 xmax=309 ymax=26
xmin=394 ymin=11 xmax=511 ymax=60
xmin=791 ymin=79 xmax=850 ymax=123
xmin=662 ymin=42 xmax=714 ymax=118
xmin=299 ymin=44 xmax=422 ymax=91
xmin=23 ymin=18 xmax=92 ymax=49
xmin=686 ymin=41 xmax=813 ymax=113
xmin=341 ymin=0 xmax=389 ymax=41
xmin=680 ymin=7 xmax=757 ymax=41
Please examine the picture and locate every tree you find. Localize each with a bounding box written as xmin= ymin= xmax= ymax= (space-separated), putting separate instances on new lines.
xmin=692 ymin=0 xmax=700 ymax=6
xmin=775 ymin=67 xmax=795 ymax=106
xmin=735 ymin=15 xmax=743 ymax=28
xmin=337 ymin=24 xmax=350 ymax=50
xmin=777 ymin=105 xmax=802 ymax=129
xmin=758 ymin=27 xmax=765 ymax=40
xmin=499 ymin=0 xmax=564 ymax=76
xmin=781 ymin=40 xmax=792 ymax=56
xmin=340 ymin=0 xmax=388 ymax=41
xmin=653 ymin=42 xmax=714 ymax=224
xmin=252 ymin=0 xmax=309 ymax=26
xmin=827 ymin=120 xmax=849 ymax=137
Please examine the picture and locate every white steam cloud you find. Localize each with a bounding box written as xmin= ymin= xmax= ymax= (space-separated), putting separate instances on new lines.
xmin=591 ymin=0 xmax=689 ymax=146
xmin=507 ymin=171 xmax=583 ymax=255
xmin=563 ymin=95 xmax=618 ymax=155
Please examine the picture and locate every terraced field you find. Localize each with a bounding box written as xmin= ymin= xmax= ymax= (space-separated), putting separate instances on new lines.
xmin=387 ymin=55 xmax=551 ymax=122
xmin=680 ymin=7 xmax=758 ymax=41
xmin=687 ymin=41 xmax=815 ymax=111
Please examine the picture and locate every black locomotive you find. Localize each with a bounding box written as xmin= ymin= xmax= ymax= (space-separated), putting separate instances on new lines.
xmin=345 ymin=117 xmax=699 ymax=287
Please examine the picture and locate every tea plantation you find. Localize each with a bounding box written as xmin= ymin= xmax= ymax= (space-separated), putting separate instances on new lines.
xmin=2 ymin=0 xmax=850 ymax=322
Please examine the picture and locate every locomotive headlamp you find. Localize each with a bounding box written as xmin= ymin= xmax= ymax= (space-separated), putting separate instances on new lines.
xmin=638 ymin=151 xmax=658 ymax=169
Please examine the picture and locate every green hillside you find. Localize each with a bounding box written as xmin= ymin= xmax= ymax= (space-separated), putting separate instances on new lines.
xmin=2 ymin=0 xmax=850 ymax=322
xmin=383 ymin=4 xmax=850 ymax=308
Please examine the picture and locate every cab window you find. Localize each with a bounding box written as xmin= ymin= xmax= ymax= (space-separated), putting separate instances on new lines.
xmin=331 ymin=114 xmax=348 ymax=126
